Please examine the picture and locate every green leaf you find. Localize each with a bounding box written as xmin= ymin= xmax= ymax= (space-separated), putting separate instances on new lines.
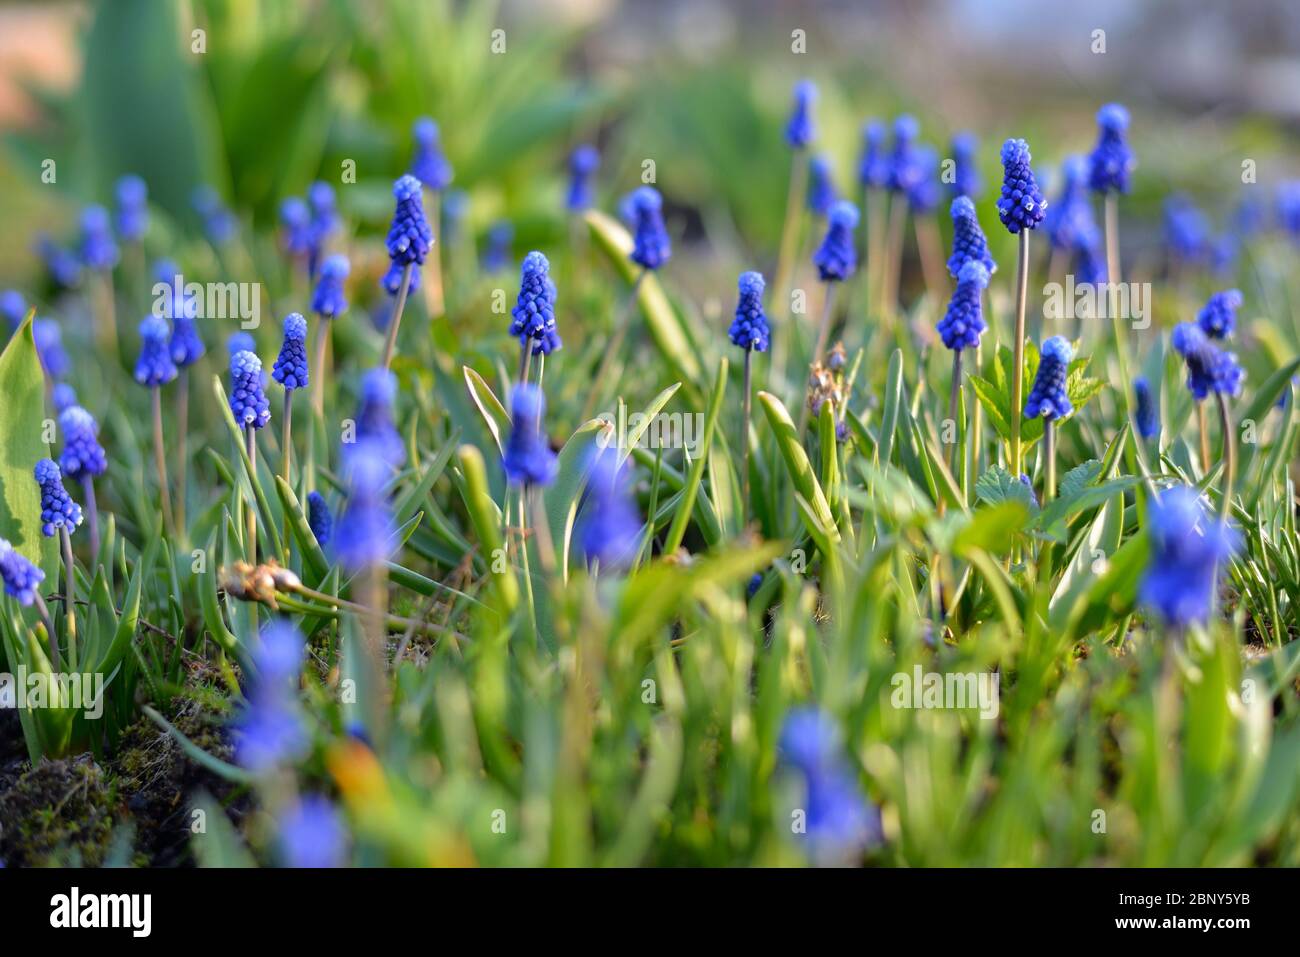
xmin=974 ymin=466 xmax=1038 ymax=513
xmin=663 ymin=358 xmax=727 ymax=553
xmin=953 ymin=502 xmax=1029 ymax=556
xmin=463 ymin=366 xmax=510 ymax=455
xmin=757 ymin=390 xmax=839 ymax=544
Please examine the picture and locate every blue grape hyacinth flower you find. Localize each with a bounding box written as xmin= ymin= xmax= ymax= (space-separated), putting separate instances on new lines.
xmin=410 ymin=117 xmax=454 ymax=191
xmin=1 ymin=289 xmax=25 ymax=331
xmin=950 ymin=131 xmax=980 ymax=199
xmin=134 ymin=316 xmax=177 ymax=386
xmin=1134 ymin=376 xmax=1159 ymax=439
xmin=272 ymin=313 xmax=309 ymax=390
xmin=280 ymin=197 xmax=313 ymax=259
xmin=35 ymin=458 xmax=82 ymax=537
xmin=509 ymin=251 xmax=557 ymax=343
xmin=887 ymin=115 xmax=921 ymax=193
xmin=386 ymin=175 xmax=434 ymax=271
xmin=278 ymin=796 xmax=348 ymax=868
xmin=483 ymin=220 xmax=514 ymax=273
xmin=566 ymin=144 xmax=599 ymax=212
xmin=905 ymin=146 xmax=941 ymax=215
xmin=351 ymin=368 xmax=405 ymax=469
xmin=1171 ymin=323 xmax=1244 ymax=400
xmin=1088 ymin=103 xmax=1134 ymax=195
xmin=503 ymin=384 xmax=557 ymax=487
xmin=34 ymin=319 xmax=70 ymax=379
xmin=580 ymin=451 xmax=642 ymax=570
xmin=308 ymin=181 xmax=339 ymax=255
xmin=114 ymin=175 xmax=148 ymax=243
xmin=59 ymin=405 xmax=107 ymax=481
xmin=51 ymin=383 xmax=77 ymax=413
xmin=936 ymin=261 xmax=990 ymax=352
xmin=227 ymin=332 xmax=255 ymax=359
xmin=806 ymin=154 xmax=837 ymax=216
xmin=857 ymin=121 xmax=889 ymax=189
xmin=812 ymin=201 xmax=859 ymax=282
xmin=192 ymin=186 xmax=236 ymax=246
xmin=0 ymin=539 xmax=44 ymax=607
xmin=229 ymin=350 xmax=271 ymax=429
xmin=157 ymin=262 xmax=205 ymax=368
xmin=785 ymin=79 xmax=817 ymax=149
xmin=312 ymin=253 xmax=350 ymax=317
xmin=1044 ymin=156 xmax=1096 ymax=252
xmin=728 ymin=271 xmax=770 ymax=352
xmin=629 ymin=186 xmax=671 ymax=271
xmin=996 ymin=139 xmax=1047 ymax=234
xmin=947 ymin=196 xmax=997 ymax=278
xmin=1139 ymin=485 xmax=1237 ymax=629
xmin=1164 ymin=194 xmax=1209 ymax=263
xmin=1024 ymin=336 xmax=1073 ymax=420
xmin=1073 ymin=228 xmax=1108 ymax=285
xmin=1196 ymin=289 xmax=1243 ymax=341
xmin=335 ymin=439 xmax=395 ymax=572
xmin=79 ymin=205 xmax=118 ymax=271
xmin=307 ymin=490 xmax=332 ymax=547
xmin=36 ymin=235 xmax=82 ymax=290
xmin=234 ymin=621 xmax=308 ymax=773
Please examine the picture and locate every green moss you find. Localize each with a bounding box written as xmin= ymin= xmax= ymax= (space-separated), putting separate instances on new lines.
xmin=0 ymin=757 xmax=120 ymax=867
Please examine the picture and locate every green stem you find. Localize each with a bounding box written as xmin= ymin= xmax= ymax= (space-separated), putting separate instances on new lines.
xmin=742 ymin=348 xmax=753 ymax=525
xmin=381 ymin=263 xmax=414 ymax=370
xmin=60 ymin=526 xmax=77 ymax=671
xmin=1009 ymin=230 xmax=1030 ymax=479
xmin=245 ymin=425 xmax=258 ymax=562
xmin=1044 ymin=418 xmax=1057 ymax=503
xmin=151 ymin=386 xmax=175 ymax=536
xmin=948 ymin=349 xmax=963 ymax=479
xmin=1216 ymin=394 xmax=1235 ymax=522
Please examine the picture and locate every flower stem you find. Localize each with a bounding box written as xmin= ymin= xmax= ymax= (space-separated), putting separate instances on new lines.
xmin=60 ymin=526 xmax=77 ymax=669
xmin=245 ymin=425 xmax=258 ymax=562
xmin=1044 ymin=418 xmax=1057 ymax=502
xmin=381 ymin=264 xmax=414 ymax=370
xmin=810 ymin=281 xmax=839 ymax=366
xmin=176 ymin=368 xmax=189 ymax=535
xmin=518 ymin=342 xmax=533 ymax=384
xmin=82 ymin=477 xmax=99 ymax=561
xmin=742 ymin=347 xmax=753 ymax=525
xmin=883 ymin=192 xmax=908 ymax=322
xmin=948 ymin=349 xmax=964 ymax=480
xmin=1216 ymin=393 xmax=1235 ymax=522
xmin=1197 ymin=401 xmax=1211 ymax=472
xmin=1009 ymin=230 xmax=1030 ymax=479
xmin=772 ymin=151 xmax=809 ymax=378
xmin=32 ymin=593 xmax=58 ymax=673
xmin=151 ymin=386 xmax=175 ymax=536
xmin=915 ymin=213 xmax=947 ymax=306
xmin=312 ymin=313 xmax=332 ymax=418
xmin=425 ymin=189 xmax=445 ymax=319
xmin=581 ymin=269 xmax=646 ymax=422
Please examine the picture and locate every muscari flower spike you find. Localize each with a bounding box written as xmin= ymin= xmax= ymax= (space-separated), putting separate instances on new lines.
xmin=192 ymin=186 xmax=236 ymax=245
xmin=313 ymin=253 xmax=351 ymax=317
xmin=280 ymin=197 xmax=313 ymax=258
xmin=335 ymin=439 xmax=395 ymax=572
xmin=307 ymin=490 xmax=332 ymax=547
xmin=308 ymin=181 xmax=339 ymax=252
xmin=114 ymin=175 xmax=148 ymax=243
xmin=1024 ymin=336 xmax=1073 ymax=420
xmin=629 ymin=186 xmax=671 ymax=271
xmin=228 ymin=331 xmax=256 ymax=358
xmin=812 ymin=201 xmax=859 ymax=282
xmin=906 ymin=146 xmax=941 ymax=215
xmin=272 ymin=313 xmax=309 ymax=391
xmin=857 ymin=121 xmax=889 ymax=190
xmin=567 ymin=144 xmax=600 ymax=212
xmin=134 ymin=316 xmax=176 ymax=386
xmin=503 ymin=384 xmax=557 ymax=487
xmin=509 ymin=251 xmax=557 ymax=343
xmin=410 ymin=117 xmax=454 ymax=191
xmin=1164 ymin=194 xmax=1209 ymax=263
xmin=35 ymin=458 xmax=82 ymax=537
xmin=1171 ymin=323 xmax=1244 ymax=400
xmin=936 ymin=261 xmax=990 ymax=352
xmin=351 ymin=368 xmax=405 ymax=469
xmin=996 ymin=138 xmax=1047 ymax=234
xmin=1134 ymin=376 xmax=1159 ymax=439
xmin=785 ymin=79 xmax=817 ymax=150
xmin=234 ymin=621 xmax=308 ymax=772
xmin=278 ymin=796 xmax=347 ymax=869
xmin=1139 ymin=485 xmax=1237 ymax=629
xmin=0 ymin=539 xmax=44 ymax=606
xmin=36 ymin=235 xmax=82 ymax=289
xmin=950 ymin=132 xmax=980 ymax=199
xmin=1 ymin=289 xmax=25 ymax=330
xmin=59 ymin=406 xmax=107 ymax=481
xmin=1088 ymin=103 xmax=1134 ymax=195
xmin=1074 ymin=228 xmax=1108 ymax=285
xmin=580 ymin=451 xmax=642 ymax=570
xmin=51 ymin=383 xmax=77 ymax=413
xmin=728 ymin=270 xmax=770 ymax=353
xmin=386 ymin=175 xmax=434 ymax=271
xmin=34 ymin=319 xmax=70 ymax=379
xmin=441 ymin=189 xmax=469 ymax=241
xmin=806 ymin=154 xmax=837 ymax=216
xmin=80 ymin=205 xmax=118 ymax=271
xmin=947 ymin=196 xmax=997 ymax=278
xmin=229 ymin=350 xmax=271 ymax=429
xmin=157 ymin=260 xmax=205 ymax=368
xmin=1044 ymin=156 xmax=1097 ymax=252
xmin=887 ymin=115 xmax=921 ymax=193
xmin=483 ymin=221 xmax=514 ymax=273
xmin=1196 ymin=289 xmax=1243 ymax=341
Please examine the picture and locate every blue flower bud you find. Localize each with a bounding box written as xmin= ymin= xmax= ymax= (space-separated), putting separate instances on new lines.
xmin=629 ymin=186 xmax=671 ymax=271
xmin=36 ymin=235 xmax=82 ymax=289
xmin=729 ymin=270 xmax=770 ymax=352
xmin=35 ymin=458 xmax=82 ymax=537
xmin=192 ymin=186 xmax=236 ymax=245
xmin=937 ymin=260 xmax=990 ymax=352
xmin=857 ymin=121 xmax=889 ymax=189
xmin=307 ymin=490 xmax=332 ymax=547
xmin=1134 ymin=376 xmax=1159 ymax=439
xmin=566 ymin=144 xmax=599 ymax=212
xmin=1196 ymin=289 xmax=1242 ymax=341
xmin=1139 ymin=485 xmax=1237 ymax=629
xmin=114 ymin=175 xmax=148 ymax=243
xmin=310 ymin=253 xmax=350 ymax=319
xmin=229 ymin=350 xmax=271 ymax=429
xmin=58 ymin=406 xmax=107 ymax=481
xmin=335 ymin=440 xmax=395 ymax=572
xmin=906 ymin=146 xmax=942 ymax=214
xmin=996 ymin=138 xmax=1047 ymax=234
xmin=308 ymin=181 xmax=339 ymax=264
xmin=812 ymin=201 xmax=859 ymax=282
xmin=947 ymin=196 xmax=997 ymax=278
xmin=1044 ymin=156 xmax=1097 ymax=252
xmin=271 ymin=313 xmax=309 ymax=390
xmin=1164 ymin=194 xmax=1209 ymax=263
xmin=1 ymin=289 xmax=26 ymax=331
xmin=34 ymin=319 xmax=70 ymax=379
xmin=503 ymin=384 xmax=557 ymax=487
xmin=350 ymin=368 xmax=405 ymax=469
xmin=79 ymin=205 xmax=119 ymax=271
xmin=950 ymin=132 xmax=980 ymax=199
xmin=1171 ymin=323 xmax=1244 ymax=400
xmin=1024 ymin=336 xmax=1073 ymax=420
xmin=785 ymin=79 xmax=817 ymax=149
xmin=482 ymin=221 xmax=514 ymax=273
xmin=386 ymin=175 xmax=434 ymax=268
xmin=580 ymin=452 xmax=641 ymax=570
xmin=887 ymin=115 xmax=921 ymax=193
xmin=806 ymin=154 xmax=837 ymax=216
xmin=280 ymin=197 xmax=313 ymax=258
xmin=134 ymin=316 xmax=177 ymax=386
xmin=1073 ymin=227 xmax=1107 ymax=285
xmin=1087 ymin=103 xmax=1134 ymax=195
xmin=0 ymin=538 xmax=44 ymax=606
xmin=51 ymin=383 xmax=77 ymax=413
xmin=410 ymin=117 xmax=454 ymax=191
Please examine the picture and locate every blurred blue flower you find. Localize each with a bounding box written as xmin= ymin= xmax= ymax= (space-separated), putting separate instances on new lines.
xmin=1044 ymin=156 xmax=1096 ymax=252
xmin=350 ymin=368 xmax=405 ymax=469
xmin=0 ymin=539 xmax=44 ymax=607
xmin=335 ymin=439 xmax=395 ymax=572
xmin=812 ymin=201 xmax=859 ymax=282
xmin=307 ymin=490 xmax=332 ymax=547
xmin=567 ymin=144 xmax=599 ymax=212
xmin=1139 ymin=485 xmax=1237 ymax=629
xmin=308 ymin=181 xmax=339 ymax=273
xmin=1171 ymin=323 xmax=1244 ymax=400
xmin=1087 ymin=103 xmax=1134 ymax=194
xmin=410 ymin=117 xmax=454 ymax=191
xmin=1073 ymin=227 xmax=1107 ymax=285
xmin=503 ymin=384 xmax=557 ymax=487
xmin=313 ymin=253 xmax=350 ymax=317
xmin=483 ymin=220 xmax=514 ymax=273
xmin=280 ymin=197 xmax=313 ymax=259
xmin=996 ymin=138 xmax=1047 ymax=234
xmin=36 ymin=235 xmax=82 ymax=289
xmin=887 ymin=115 xmax=921 ymax=193
xmin=0 ymin=290 xmax=25 ymax=331
xmin=950 ymin=131 xmax=980 ymax=199
xmin=857 ymin=121 xmax=889 ymax=190
xmin=1024 ymin=336 xmax=1073 ymax=420
xmin=580 ymin=451 xmax=641 ymax=570
xmin=58 ymin=406 xmax=107 ymax=481
xmin=806 ymin=154 xmax=837 ymax=216
xmin=228 ymin=331 xmax=256 ymax=358
xmin=1134 ymin=376 xmax=1159 ymax=439
xmin=114 ymin=175 xmax=148 ymax=243
xmin=905 ymin=146 xmax=941 ymax=214
xmin=629 ymin=186 xmax=671 ymax=271
xmin=785 ymin=79 xmax=817 ymax=149
xmin=1164 ymin=194 xmax=1210 ymax=263
xmin=1196 ymin=289 xmax=1242 ymax=340
xmin=79 ymin=205 xmax=118 ymax=271
xmin=34 ymin=458 xmax=82 ymax=538
xmin=51 ymin=383 xmax=77 ymax=413
xmin=192 ymin=186 xmax=236 ymax=246
xmin=34 ymin=318 xmax=70 ymax=379
xmin=278 ymin=796 xmax=347 ymax=868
